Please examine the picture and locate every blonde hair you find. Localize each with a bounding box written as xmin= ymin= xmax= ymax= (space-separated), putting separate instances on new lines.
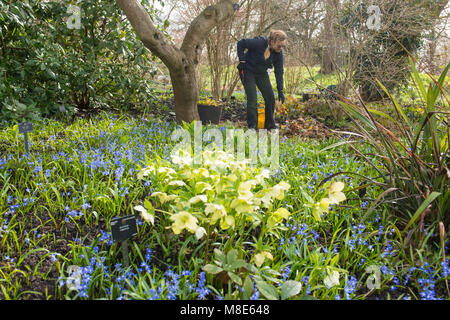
xmin=264 ymin=30 xmax=287 ymax=60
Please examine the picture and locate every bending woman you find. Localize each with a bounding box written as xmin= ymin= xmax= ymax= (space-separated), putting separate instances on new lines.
xmin=237 ymin=30 xmax=287 ymax=130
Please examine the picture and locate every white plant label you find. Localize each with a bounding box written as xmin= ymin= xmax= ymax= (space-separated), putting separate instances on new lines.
xmin=366 ymin=5 xmax=381 ymax=31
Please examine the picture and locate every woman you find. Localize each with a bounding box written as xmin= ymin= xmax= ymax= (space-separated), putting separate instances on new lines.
xmin=237 ymin=30 xmax=287 ymax=130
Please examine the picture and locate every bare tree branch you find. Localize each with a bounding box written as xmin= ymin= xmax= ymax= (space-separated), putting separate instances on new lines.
xmin=180 ymin=0 xmax=235 ymax=64
xmin=116 ymin=0 xmax=182 ymax=68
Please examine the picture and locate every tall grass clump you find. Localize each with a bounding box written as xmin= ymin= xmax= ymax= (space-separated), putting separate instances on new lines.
xmin=337 ymin=59 xmax=449 ymax=249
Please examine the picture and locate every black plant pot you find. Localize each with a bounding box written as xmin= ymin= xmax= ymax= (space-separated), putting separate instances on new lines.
xmin=197 ymin=104 xmax=223 ymax=124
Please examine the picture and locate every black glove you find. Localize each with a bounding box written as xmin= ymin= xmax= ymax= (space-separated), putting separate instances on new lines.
xmin=237 ymin=62 xmax=246 ymax=84
xmin=278 ymin=90 xmax=285 ymax=104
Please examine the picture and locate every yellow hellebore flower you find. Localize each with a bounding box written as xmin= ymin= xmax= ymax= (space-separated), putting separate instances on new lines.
xmin=168 ymin=180 xmax=186 ymax=187
xmin=137 ymin=166 xmax=155 ymax=180
xmin=271 ymin=181 xmax=291 ymax=200
xmin=189 ymin=195 xmax=208 ymax=205
xmin=220 ymin=215 xmax=235 ymax=230
xmin=238 ymin=181 xmax=254 ymax=201
xmin=329 ymin=182 xmax=346 ymax=204
xmin=267 ymin=208 xmax=291 ymax=228
xmin=324 ymin=269 xmax=340 ymax=289
xmin=254 ymin=251 xmax=273 ymax=267
xmin=192 ymin=168 xmax=210 ymax=179
xmin=157 ymin=167 xmax=177 ymax=176
xmin=254 ymin=169 xmax=270 ymax=184
xmin=195 ymin=227 xmax=207 ymax=240
xmin=171 ymin=149 xmax=193 ymax=167
xmin=230 ymin=198 xmax=254 ymax=214
xmin=151 ymin=192 xmax=179 ymax=204
xmin=195 ymin=181 xmax=213 ymax=194
xmin=311 ymin=198 xmax=331 ymax=222
xmin=205 ymin=203 xmax=227 ymax=225
xmin=170 ymin=211 xmax=198 ymax=234
xmin=273 ymin=207 xmax=291 ymax=220
xmin=133 ymin=205 xmax=154 ymax=225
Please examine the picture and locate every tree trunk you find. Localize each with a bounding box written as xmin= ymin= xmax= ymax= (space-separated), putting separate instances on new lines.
xmin=170 ymin=65 xmax=200 ymax=122
xmin=116 ymin=0 xmax=235 ymax=123
xmin=320 ymin=0 xmax=339 ymax=74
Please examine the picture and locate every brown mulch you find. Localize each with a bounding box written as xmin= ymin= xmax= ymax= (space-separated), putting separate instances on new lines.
xmin=281 ymin=116 xmax=333 ymax=139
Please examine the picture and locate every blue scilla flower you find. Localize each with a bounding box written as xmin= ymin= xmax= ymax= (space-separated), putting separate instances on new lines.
xmin=147 ymin=288 xmax=160 ymax=300
xmin=44 ymin=169 xmax=51 ymax=178
xmin=115 ymin=166 xmax=124 ymax=182
xmin=301 ymin=276 xmax=311 ymax=295
xmin=344 ymin=276 xmax=358 ymax=300
xmin=81 ymin=202 xmax=91 ymax=210
xmin=311 ymin=230 xmax=319 ymax=241
xmin=281 ymin=266 xmax=291 ymax=282
xmin=250 ymin=288 xmax=260 ymax=300
xmin=195 ymin=272 xmax=211 ymax=300
xmin=441 ymin=259 xmax=449 ymax=278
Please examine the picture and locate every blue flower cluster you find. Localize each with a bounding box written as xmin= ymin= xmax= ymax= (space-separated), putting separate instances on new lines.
xmin=57 ymin=241 xmax=220 ymax=300
xmin=344 ymin=276 xmax=358 ymax=300
xmin=345 ymin=223 xmax=371 ymax=252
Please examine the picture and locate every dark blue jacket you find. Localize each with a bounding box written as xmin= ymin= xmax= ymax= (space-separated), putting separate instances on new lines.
xmin=237 ymin=36 xmax=284 ymax=92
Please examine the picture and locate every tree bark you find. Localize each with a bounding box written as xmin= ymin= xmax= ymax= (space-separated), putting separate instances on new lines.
xmin=320 ymin=0 xmax=339 ymax=74
xmin=116 ymin=0 xmax=235 ymax=123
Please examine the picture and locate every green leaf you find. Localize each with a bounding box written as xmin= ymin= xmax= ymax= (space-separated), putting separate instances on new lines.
xmin=376 ymin=79 xmax=414 ymax=130
xmin=410 ymin=57 xmax=427 ymax=102
xmin=429 ymin=62 xmax=449 ymax=109
xmin=243 ymin=275 xmax=253 ymax=299
xmin=319 ymin=140 xmax=357 ymax=154
xmin=213 ymin=249 xmax=225 ymax=264
xmin=338 ymin=101 xmax=376 ymax=131
xmin=202 ymin=264 xmax=223 ymax=275
xmin=330 ymin=253 xmax=340 ymax=267
xmin=228 ymin=272 xmax=242 ymax=286
xmin=230 ymin=259 xmax=246 ymax=271
xmin=144 ymin=198 xmax=153 ymax=211
xmin=281 ymin=280 xmax=302 ymax=300
xmin=298 ymin=185 xmax=314 ymax=204
xmin=226 ymin=249 xmax=238 ymax=264
xmin=403 ymin=191 xmax=442 ymax=233
xmin=255 ymin=280 xmax=279 ymax=300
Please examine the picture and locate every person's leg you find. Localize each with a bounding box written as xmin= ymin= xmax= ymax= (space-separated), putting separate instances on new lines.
xmin=255 ymin=72 xmax=276 ymax=129
xmin=243 ymin=71 xmax=258 ymax=129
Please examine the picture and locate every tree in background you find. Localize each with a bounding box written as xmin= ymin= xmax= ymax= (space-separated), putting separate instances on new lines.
xmin=421 ymin=0 xmax=449 ymax=74
xmin=320 ymin=0 xmax=339 ymax=74
xmin=116 ymin=0 xmax=236 ymax=123
xmin=340 ymin=0 xmax=442 ymax=102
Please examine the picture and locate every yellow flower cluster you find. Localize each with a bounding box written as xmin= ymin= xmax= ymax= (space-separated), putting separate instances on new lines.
xmin=134 ymin=148 xmax=292 ymax=240
xmin=198 ymin=97 xmax=223 ymax=107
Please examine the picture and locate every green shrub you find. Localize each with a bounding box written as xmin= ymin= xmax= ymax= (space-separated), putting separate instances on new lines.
xmin=0 ymin=0 xmax=164 ymax=123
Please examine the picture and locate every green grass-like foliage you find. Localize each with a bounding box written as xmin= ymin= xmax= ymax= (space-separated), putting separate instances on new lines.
xmin=338 ymin=59 xmax=449 ymax=244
